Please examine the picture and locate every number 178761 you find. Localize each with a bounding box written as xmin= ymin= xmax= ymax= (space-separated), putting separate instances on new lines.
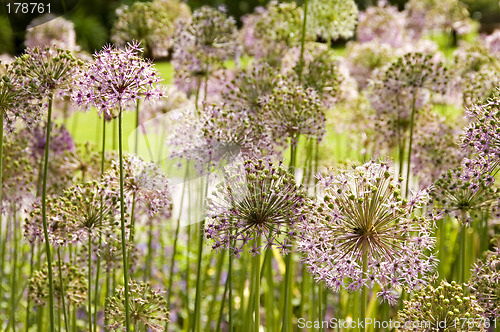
xmin=6 ymin=3 xmax=51 ymax=14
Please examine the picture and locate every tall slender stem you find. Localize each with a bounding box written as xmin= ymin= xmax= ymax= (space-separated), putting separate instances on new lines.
xmin=360 ymin=253 xmax=368 ymax=332
xmin=297 ymin=0 xmax=309 ymax=82
xmin=88 ymin=234 xmax=92 ymax=332
xmin=41 ymin=94 xmax=56 ymax=332
xmin=254 ymin=236 xmax=261 ymax=332
xmin=118 ymin=107 xmax=131 ymax=331
xmin=9 ymin=204 xmax=17 ymax=332
xmin=405 ymin=96 xmax=417 ymax=197
xmin=56 ymin=248 xmax=69 ymax=332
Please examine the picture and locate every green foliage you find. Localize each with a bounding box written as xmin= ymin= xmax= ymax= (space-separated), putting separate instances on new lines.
xmin=0 ymin=17 xmax=15 ymax=54
xmin=69 ymin=11 xmax=108 ymax=53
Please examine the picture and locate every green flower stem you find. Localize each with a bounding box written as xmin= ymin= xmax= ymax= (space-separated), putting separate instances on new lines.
xmin=254 ymin=236 xmax=261 ymax=332
xmin=118 ymin=107 xmax=131 ymax=332
xmin=460 ymin=225 xmax=466 ymax=284
xmin=9 ymin=205 xmax=17 ymax=332
xmin=41 ymin=94 xmax=56 ymax=332
xmin=206 ymin=250 xmax=226 ymax=331
xmin=165 ymin=167 xmax=189 ymax=332
xmin=135 ymin=100 xmax=140 ymax=154
xmin=297 ymin=0 xmax=309 ymax=82
xmin=216 ymin=257 xmax=229 ymax=332
xmin=26 ymin=245 xmax=35 ymax=332
xmin=360 ymin=253 xmax=368 ymax=332
xmin=318 ymin=285 xmax=323 ymax=332
xmin=405 ymin=96 xmax=417 ymax=197
xmin=264 ymin=248 xmax=275 ymax=331
xmin=229 ymin=238 xmax=234 ymax=332
xmin=94 ymin=115 xmax=106 ymax=332
xmin=193 ymin=221 xmax=205 ymax=332
xmin=56 ymin=248 xmax=69 ymax=332
xmin=88 ymin=233 xmax=92 ymax=332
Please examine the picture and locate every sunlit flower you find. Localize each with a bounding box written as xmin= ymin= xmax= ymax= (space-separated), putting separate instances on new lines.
xmin=469 ymin=247 xmax=500 ymax=319
xmin=25 ymin=14 xmax=78 ymax=51
xmin=307 ymin=0 xmax=358 ymax=42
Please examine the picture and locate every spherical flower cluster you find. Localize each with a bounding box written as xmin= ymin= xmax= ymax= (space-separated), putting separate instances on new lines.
xmin=104 ymin=154 xmax=172 ymax=218
xmin=72 ymin=42 xmax=162 ymax=118
xmin=29 ymin=262 xmax=87 ymax=307
xmin=462 ymin=68 xmax=500 ymax=109
xmin=368 ymin=52 xmax=448 ymax=147
xmin=462 ymin=100 xmax=500 ymax=172
xmin=405 ymin=0 xmax=472 ymax=39
xmin=205 ymin=159 xmax=309 ymax=256
xmin=411 ymin=112 xmax=464 ymax=187
xmin=24 ymin=181 xmax=121 ymax=246
xmin=483 ymin=29 xmax=500 ymax=60
xmin=306 ymin=0 xmax=358 ymax=42
xmin=469 ymin=247 xmax=500 ymax=319
xmin=453 ymin=43 xmax=497 ymax=76
xmin=112 ymin=2 xmax=176 ymax=59
xmin=105 ymin=280 xmax=169 ymax=331
xmin=429 ymin=159 xmax=500 ymax=226
xmin=357 ymin=2 xmax=407 ymax=48
xmin=28 ymin=122 xmax=74 ymax=160
xmin=10 ymin=46 xmax=82 ymax=101
xmin=25 ymin=14 xmax=78 ymax=51
xmin=398 ymin=279 xmax=486 ymax=331
xmin=297 ymin=160 xmax=436 ymax=304
xmin=172 ymin=6 xmax=237 ymax=96
xmin=343 ymin=40 xmax=396 ymax=89
xmin=259 ymin=78 xmax=325 ymax=145
xmin=281 ymin=43 xmax=342 ymax=109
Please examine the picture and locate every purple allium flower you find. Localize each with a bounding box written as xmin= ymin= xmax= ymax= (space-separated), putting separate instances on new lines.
xmin=25 ymin=14 xmax=78 ymax=51
xmin=24 ymin=181 xmax=121 ymax=247
xmin=306 ymin=0 xmax=358 ymax=42
xmin=105 ymin=281 xmax=169 ymax=332
xmin=205 ymin=159 xmax=309 ymax=256
xmin=399 ymin=279 xmax=486 ymax=331
xmin=483 ymin=29 xmax=500 ymax=60
xmin=104 ymin=154 xmax=172 ymax=218
xmin=462 ymin=100 xmax=500 ymax=172
xmin=112 ymin=2 xmax=177 ymax=59
xmin=297 ymin=160 xmax=436 ymax=304
xmin=357 ymin=2 xmax=407 ymax=48
xmin=29 ymin=262 xmax=87 ymax=307
xmin=172 ymin=6 xmax=237 ymax=96
xmin=72 ymin=42 xmax=162 ymax=118
xmin=259 ymin=78 xmax=326 ymax=146
xmin=368 ymin=52 xmax=448 ymax=149
xmin=28 ymin=122 xmax=74 ymax=160
xmin=428 ymin=159 xmax=500 ymax=226
xmin=469 ymin=247 xmax=500 ymax=319
xmin=411 ymin=112 xmax=465 ymax=187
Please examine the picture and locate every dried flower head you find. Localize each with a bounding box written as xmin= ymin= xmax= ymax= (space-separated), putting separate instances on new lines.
xmin=369 ymin=52 xmax=448 ymax=148
xmin=29 ymin=262 xmax=87 ymax=307
xmin=307 ymin=0 xmax=358 ymax=42
xmin=259 ymin=78 xmax=325 ymax=145
xmin=298 ymin=160 xmax=436 ymax=304
xmin=25 ymin=14 xmax=78 ymax=51
xmin=399 ymin=279 xmax=486 ymax=331
xmin=24 ymin=181 xmax=121 ymax=246
xmin=205 ymin=159 xmax=309 ymax=256
xmin=72 ymin=42 xmax=162 ymax=118
xmin=469 ymin=247 xmax=500 ymax=319
xmin=429 ymin=159 xmax=500 ymax=226
xmin=112 ymin=2 xmax=177 ymax=58
xmin=105 ymin=280 xmax=169 ymax=331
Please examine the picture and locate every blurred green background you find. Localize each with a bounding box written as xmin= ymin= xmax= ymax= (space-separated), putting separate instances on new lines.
xmin=1 ymin=0 xmax=500 ymax=55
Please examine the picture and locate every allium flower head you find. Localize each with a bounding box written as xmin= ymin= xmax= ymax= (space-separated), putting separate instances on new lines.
xmin=462 ymin=100 xmax=500 ymax=171
xmin=399 ymin=279 xmax=486 ymax=331
xmin=28 ymin=121 xmax=74 ymax=159
xmin=25 ymin=14 xmax=78 ymax=51
xmin=298 ymin=160 xmax=436 ymax=304
xmin=205 ymin=159 xmax=309 ymax=256
xmin=411 ymin=112 xmax=464 ymax=187
xmin=469 ymin=247 xmax=500 ymax=319
xmin=172 ymin=6 xmax=237 ymax=93
xmin=369 ymin=52 xmax=448 ymax=147
xmin=357 ymin=2 xmax=407 ymax=48
xmin=112 ymin=2 xmax=177 ymax=59
xmin=105 ymin=281 xmax=169 ymax=332
xmin=10 ymin=46 xmax=81 ymax=100
xmin=29 ymin=262 xmax=87 ymax=307
xmin=72 ymin=42 xmax=162 ymax=118
xmin=429 ymin=159 xmax=500 ymax=226
xmin=483 ymin=29 xmax=500 ymax=60
xmin=307 ymin=0 xmax=358 ymax=41
xmin=259 ymin=78 xmax=325 ymax=145
xmin=24 ymin=181 xmax=121 ymax=246
xmin=105 ymin=154 xmax=172 ymax=218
